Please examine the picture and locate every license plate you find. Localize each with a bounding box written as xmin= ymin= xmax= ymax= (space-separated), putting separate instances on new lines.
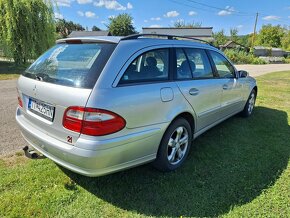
xmin=28 ymin=98 xmax=55 ymax=121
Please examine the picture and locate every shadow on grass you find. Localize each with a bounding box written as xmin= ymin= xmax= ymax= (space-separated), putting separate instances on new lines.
xmin=62 ymin=106 xmax=290 ymax=217
xmin=0 ymin=60 xmax=28 ymax=75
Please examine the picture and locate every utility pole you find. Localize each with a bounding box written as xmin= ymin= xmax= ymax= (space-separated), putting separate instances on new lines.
xmin=251 ymin=12 xmax=259 ymax=48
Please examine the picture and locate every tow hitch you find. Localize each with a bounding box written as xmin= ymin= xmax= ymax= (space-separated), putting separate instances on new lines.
xmin=23 ymin=146 xmax=46 ymax=159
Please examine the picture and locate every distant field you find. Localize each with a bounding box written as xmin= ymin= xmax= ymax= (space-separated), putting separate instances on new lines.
xmin=0 ymin=71 xmax=289 ymax=217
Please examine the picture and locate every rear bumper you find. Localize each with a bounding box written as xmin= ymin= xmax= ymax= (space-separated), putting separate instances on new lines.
xmin=16 ymin=107 xmax=166 ymax=177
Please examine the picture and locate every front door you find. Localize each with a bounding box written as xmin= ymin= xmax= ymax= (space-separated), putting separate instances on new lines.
xmin=208 ymin=50 xmax=244 ymax=117
xmin=174 ymin=47 xmax=224 ymax=132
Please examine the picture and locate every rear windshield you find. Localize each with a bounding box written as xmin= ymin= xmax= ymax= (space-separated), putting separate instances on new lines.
xmin=23 ymin=43 xmax=116 ymax=88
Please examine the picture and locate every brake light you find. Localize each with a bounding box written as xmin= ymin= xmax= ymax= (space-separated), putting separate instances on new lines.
xmin=18 ymin=97 xmax=23 ymax=107
xmin=65 ymin=39 xmax=82 ymax=44
xmin=16 ymin=89 xmax=23 ymax=108
xmin=17 ymin=91 xmax=23 ymax=108
xmin=63 ymin=107 xmax=126 ymax=136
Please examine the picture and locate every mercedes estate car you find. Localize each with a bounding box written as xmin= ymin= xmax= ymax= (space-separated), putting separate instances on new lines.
xmin=16 ymin=34 xmax=257 ymax=176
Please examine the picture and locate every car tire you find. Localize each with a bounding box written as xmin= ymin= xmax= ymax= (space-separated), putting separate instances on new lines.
xmin=240 ymin=89 xmax=256 ymax=117
xmin=153 ymin=118 xmax=192 ymax=172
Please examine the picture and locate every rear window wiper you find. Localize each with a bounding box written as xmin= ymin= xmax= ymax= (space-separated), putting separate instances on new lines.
xmin=35 ymin=73 xmax=76 ymax=86
xmin=23 ymin=71 xmax=80 ymax=87
xmin=35 ymin=75 xmax=43 ymax=81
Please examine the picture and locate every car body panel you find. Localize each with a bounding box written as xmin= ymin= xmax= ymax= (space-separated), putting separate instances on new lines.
xmin=175 ymin=79 xmax=224 ymax=132
xmin=16 ymin=107 xmax=167 ymax=176
xmin=219 ymin=77 xmax=245 ymax=117
xmin=17 ymin=76 xmax=92 ymax=145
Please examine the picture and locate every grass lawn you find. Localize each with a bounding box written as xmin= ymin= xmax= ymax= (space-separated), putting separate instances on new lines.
xmin=0 ymin=60 xmax=28 ymax=80
xmin=0 ymin=71 xmax=289 ymax=217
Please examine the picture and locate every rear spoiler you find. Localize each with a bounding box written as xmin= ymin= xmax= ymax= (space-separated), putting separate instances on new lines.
xmin=56 ymin=36 xmax=122 ymax=44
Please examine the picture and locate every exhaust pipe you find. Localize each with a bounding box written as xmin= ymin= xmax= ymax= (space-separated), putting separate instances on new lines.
xmin=23 ymin=146 xmax=46 ymax=159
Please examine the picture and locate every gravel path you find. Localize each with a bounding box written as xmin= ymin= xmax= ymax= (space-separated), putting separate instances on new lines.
xmin=0 ymin=79 xmax=26 ymax=156
xmin=1 ymin=64 xmax=290 ymax=156
xmin=236 ymin=64 xmax=290 ymax=77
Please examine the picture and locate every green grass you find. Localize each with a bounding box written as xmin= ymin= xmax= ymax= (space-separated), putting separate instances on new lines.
xmin=1 ymin=71 xmax=290 ymax=217
xmin=0 ymin=60 xmax=28 ymax=80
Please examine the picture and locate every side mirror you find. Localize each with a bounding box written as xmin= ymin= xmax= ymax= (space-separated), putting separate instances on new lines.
xmin=238 ymin=70 xmax=248 ymax=78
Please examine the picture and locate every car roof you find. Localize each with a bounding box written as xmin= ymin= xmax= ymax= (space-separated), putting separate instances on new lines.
xmin=56 ymin=36 xmax=217 ymax=50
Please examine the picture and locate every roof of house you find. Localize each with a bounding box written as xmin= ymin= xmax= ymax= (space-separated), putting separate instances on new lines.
xmin=220 ymin=40 xmax=248 ymax=48
xmin=223 ymin=41 xmax=235 ymax=47
xmin=142 ymin=27 xmax=213 ymax=30
xmin=68 ymin=31 xmax=111 ymax=38
xmin=142 ymin=27 xmax=214 ymax=41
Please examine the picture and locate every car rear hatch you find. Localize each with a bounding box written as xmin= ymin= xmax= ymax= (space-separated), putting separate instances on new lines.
xmin=17 ymin=38 xmax=117 ymax=145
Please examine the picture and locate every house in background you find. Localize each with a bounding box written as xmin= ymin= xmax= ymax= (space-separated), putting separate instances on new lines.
xmin=253 ymin=46 xmax=288 ymax=63
xmin=68 ymin=31 xmax=111 ymax=38
xmin=220 ymin=40 xmax=250 ymax=52
xmin=253 ymin=46 xmax=287 ymax=57
xmin=142 ymin=27 xmax=213 ymax=41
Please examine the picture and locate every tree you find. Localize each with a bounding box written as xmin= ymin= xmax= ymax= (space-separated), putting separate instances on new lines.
xmin=281 ymin=29 xmax=290 ymax=51
xmin=238 ymin=34 xmax=251 ymax=48
xmin=56 ymin=19 xmax=85 ymax=38
xmin=107 ymin=13 xmax=136 ymax=36
xmin=0 ymin=0 xmax=55 ymax=64
xmin=229 ymin=28 xmax=239 ymax=42
xmin=173 ymin=20 xmax=202 ymax=28
xmin=256 ymin=24 xmax=285 ymax=48
xmin=212 ymin=30 xmax=227 ymax=47
xmin=92 ymin=25 xmax=101 ymax=31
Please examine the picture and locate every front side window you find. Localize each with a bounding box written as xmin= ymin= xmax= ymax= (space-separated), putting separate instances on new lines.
xmin=120 ymin=49 xmax=169 ymax=84
xmin=209 ymin=51 xmax=236 ymax=78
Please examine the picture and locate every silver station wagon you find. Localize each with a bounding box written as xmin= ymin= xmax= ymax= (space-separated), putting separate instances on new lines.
xmin=16 ymin=34 xmax=257 ymax=176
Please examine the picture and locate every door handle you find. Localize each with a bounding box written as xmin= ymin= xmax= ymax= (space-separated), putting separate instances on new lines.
xmin=189 ymin=88 xmax=199 ymax=96
xmin=223 ymin=84 xmax=229 ymax=90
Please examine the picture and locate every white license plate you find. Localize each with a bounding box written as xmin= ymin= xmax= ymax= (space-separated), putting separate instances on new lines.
xmin=28 ymin=98 xmax=55 ymax=121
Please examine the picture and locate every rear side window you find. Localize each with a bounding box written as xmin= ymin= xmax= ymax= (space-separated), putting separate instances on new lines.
xmin=209 ymin=51 xmax=235 ymax=78
xmin=23 ymin=43 xmax=116 ymax=88
xmin=184 ymin=48 xmax=214 ymax=78
xmin=119 ymin=49 xmax=169 ymax=84
xmin=176 ymin=48 xmax=192 ymax=79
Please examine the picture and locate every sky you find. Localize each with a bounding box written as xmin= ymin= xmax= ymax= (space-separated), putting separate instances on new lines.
xmin=54 ymin=0 xmax=290 ymax=35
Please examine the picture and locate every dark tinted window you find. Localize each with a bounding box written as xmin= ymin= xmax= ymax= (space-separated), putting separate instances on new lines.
xmin=209 ymin=51 xmax=235 ymax=78
xmin=184 ymin=48 xmax=214 ymax=78
xmin=120 ymin=49 xmax=169 ymax=84
xmin=23 ymin=43 xmax=116 ymax=88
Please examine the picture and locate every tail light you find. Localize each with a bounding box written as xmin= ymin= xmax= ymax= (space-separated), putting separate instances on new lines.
xmin=63 ymin=106 xmax=126 ymax=136
xmin=18 ymin=97 xmax=23 ymax=107
xmin=17 ymin=91 xmax=23 ymax=108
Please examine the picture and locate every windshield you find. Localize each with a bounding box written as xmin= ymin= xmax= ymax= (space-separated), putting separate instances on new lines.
xmin=23 ymin=43 xmax=116 ymax=88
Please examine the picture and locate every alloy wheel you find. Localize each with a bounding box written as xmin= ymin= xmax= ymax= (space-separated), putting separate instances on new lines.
xmin=167 ymin=126 xmax=189 ymax=165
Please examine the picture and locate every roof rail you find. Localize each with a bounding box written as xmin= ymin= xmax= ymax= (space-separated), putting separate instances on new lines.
xmin=121 ymin=33 xmax=215 ymax=46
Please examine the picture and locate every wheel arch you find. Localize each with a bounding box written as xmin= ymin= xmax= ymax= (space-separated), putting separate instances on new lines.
xmin=170 ymin=111 xmax=195 ymax=136
xmin=253 ymin=86 xmax=258 ymax=95
xmin=153 ymin=111 xmax=195 ymax=171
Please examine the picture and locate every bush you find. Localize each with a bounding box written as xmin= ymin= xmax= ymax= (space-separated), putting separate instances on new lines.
xmin=252 ymin=58 xmax=267 ymax=64
xmin=224 ymin=49 xmax=266 ymax=64
xmin=284 ymin=58 xmax=290 ymax=64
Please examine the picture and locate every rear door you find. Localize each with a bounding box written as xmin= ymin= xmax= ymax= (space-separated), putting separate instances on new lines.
xmin=208 ymin=50 xmax=244 ymax=117
xmin=17 ymin=41 xmax=116 ymax=145
xmin=174 ymin=47 xmax=225 ymax=132
xmin=112 ymin=47 xmax=180 ymax=129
